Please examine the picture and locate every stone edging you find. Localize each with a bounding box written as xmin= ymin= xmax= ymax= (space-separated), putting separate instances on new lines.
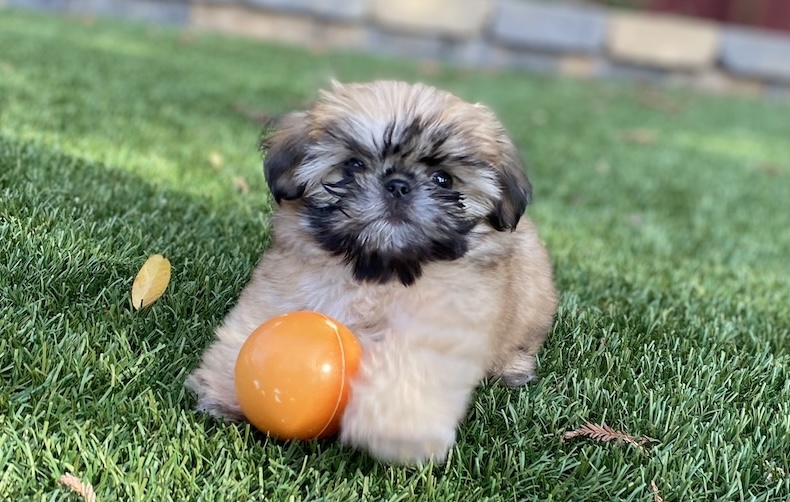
xmin=5 ymin=0 xmax=790 ymax=99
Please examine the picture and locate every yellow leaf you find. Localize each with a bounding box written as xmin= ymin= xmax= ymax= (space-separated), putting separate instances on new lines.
xmin=208 ymin=151 xmax=224 ymax=170
xmin=131 ymin=254 xmax=171 ymax=310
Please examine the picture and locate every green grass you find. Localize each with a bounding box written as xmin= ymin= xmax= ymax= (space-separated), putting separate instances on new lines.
xmin=1 ymin=8 xmax=789 ymax=501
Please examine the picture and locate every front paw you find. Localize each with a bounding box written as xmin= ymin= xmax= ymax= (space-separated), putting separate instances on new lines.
xmin=185 ymin=370 xmax=245 ymax=422
xmin=337 ymin=340 xmax=480 ymax=464
xmin=339 ymin=398 xmax=456 ymax=465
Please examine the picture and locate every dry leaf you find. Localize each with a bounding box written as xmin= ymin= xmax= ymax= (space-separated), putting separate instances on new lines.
xmin=131 ymin=254 xmax=171 ymax=310
xmin=757 ymin=164 xmax=782 ymax=177
xmin=76 ymin=15 xmax=97 ymax=27
xmin=233 ymin=176 xmax=250 ymax=195
xmin=230 ymin=103 xmax=280 ymax=128
xmin=637 ymin=88 xmax=684 ymax=115
xmin=620 ymin=128 xmax=658 ymax=145
xmin=627 ymin=213 xmax=645 ymax=227
xmin=764 ymin=460 xmax=787 ymax=482
xmin=308 ymin=42 xmax=329 ymax=56
xmin=178 ymin=29 xmax=197 ymax=45
xmin=417 ymin=60 xmax=441 ymax=77
xmin=651 ymin=480 xmax=663 ymax=502
xmin=562 ymin=422 xmax=657 ymax=451
xmin=59 ymin=473 xmax=97 ymax=502
xmin=208 ymin=151 xmax=224 ymax=170
xmin=595 ymin=158 xmax=611 ymax=175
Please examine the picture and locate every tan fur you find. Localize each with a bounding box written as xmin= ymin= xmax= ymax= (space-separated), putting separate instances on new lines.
xmin=185 ymin=81 xmax=558 ymax=465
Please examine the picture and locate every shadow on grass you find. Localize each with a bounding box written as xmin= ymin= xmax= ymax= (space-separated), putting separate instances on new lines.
xmin=1 ymin=134 xmax=267 ymax=406
xmin=1 ymin=135 xmax=453 ymax=496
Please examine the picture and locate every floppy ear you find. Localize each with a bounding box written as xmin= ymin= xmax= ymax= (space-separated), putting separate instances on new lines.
xmin=261 ymin=112 xmax=309 ymax=204
xmin=487 ymin=152 xmax=533 ymax=232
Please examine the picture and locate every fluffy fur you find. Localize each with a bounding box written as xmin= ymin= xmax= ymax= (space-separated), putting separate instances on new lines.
xmin=185 ymin=80 xmax=558 ymax=464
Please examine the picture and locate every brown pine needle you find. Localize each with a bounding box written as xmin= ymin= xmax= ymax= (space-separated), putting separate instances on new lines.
xmin=562 ymin=422 xmax=657 ymax=451
xmin=651 ymin=480 xmax=663 ymax=502
xmin=59 ymin=473 xmax=97 ymax=502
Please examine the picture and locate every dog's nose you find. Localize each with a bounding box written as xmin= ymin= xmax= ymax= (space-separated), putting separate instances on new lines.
xmin=384 ymin=178 xmax=411 ymax=199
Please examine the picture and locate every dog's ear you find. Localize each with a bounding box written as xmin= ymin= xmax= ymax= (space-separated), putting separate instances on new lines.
xmin=261 ymin=112 xmax=309 ymax=204
xmin=488 ymin=150 xmax=533 ymax=232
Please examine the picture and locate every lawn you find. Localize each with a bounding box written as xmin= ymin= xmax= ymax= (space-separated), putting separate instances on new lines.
xmin=1 ymin=8 xmax=789 ymax=501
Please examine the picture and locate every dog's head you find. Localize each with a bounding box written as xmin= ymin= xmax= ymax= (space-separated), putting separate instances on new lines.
xmin=263 ymin=81 xmax=532 ymax=285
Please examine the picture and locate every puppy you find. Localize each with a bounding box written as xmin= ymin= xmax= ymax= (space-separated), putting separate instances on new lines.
xmin=186 ymin=80 xmax=558 ymax=465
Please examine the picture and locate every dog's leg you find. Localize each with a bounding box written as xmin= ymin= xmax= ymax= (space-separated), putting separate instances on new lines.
xmin=184 ymin=324 xmax=248 ymax=421
xmin=499 ymin=349 xmax=539 ymax=387
xmin=339 ymin=331 xmax=486 ymax=465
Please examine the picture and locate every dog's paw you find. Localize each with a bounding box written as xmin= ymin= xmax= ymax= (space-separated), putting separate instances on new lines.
xmin=336 ymin=338 xmax=480 ymax=465
xmin=351 ymin=433 xmax=455 ymax=466
xmin=338 ymin=371 xmax=461 ymax=465
xmin=339 ymin=403 xmax=456 ymax=465
xmin=499 ymin=351 xmax=538 ymax=388
xmin=185 ymin=370 xmax=244 ymax=422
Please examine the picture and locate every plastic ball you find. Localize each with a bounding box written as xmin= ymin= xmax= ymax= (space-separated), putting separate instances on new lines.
xmin=234 ymin=311 xmax=362 ymax=440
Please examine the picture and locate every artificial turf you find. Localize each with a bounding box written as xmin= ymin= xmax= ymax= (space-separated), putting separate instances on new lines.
xmin=1 ymin=8 xmax=789 ymax=501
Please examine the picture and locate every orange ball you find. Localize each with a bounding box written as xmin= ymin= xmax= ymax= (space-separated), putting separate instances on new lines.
xmin=234 ymin=311 xmax=362 ymax=440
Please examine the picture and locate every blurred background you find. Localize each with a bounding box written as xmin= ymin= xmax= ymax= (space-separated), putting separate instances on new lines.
xmin=4 ymin=0 xmax=790 ymax=100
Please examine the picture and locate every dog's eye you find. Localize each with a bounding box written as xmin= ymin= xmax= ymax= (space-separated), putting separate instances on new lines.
xmin=344 ymin=158 xmax=365 ymax=170
xmin=431 ymin=170 xmax=453 ymax=189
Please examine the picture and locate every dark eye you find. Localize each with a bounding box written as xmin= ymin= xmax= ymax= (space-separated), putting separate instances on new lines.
xmin=344 ymin=158 xmax=365 ymax=170
xmin=431 ymin=170 xmax=453 ymax=189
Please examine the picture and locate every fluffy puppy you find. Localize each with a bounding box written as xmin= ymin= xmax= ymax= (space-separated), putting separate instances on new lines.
xmin=186 ymin=80 xmax=558 ymax=465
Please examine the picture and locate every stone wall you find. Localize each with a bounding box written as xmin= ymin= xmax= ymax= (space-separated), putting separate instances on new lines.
xmin=6 ymin=0 xmax=790 ymax=99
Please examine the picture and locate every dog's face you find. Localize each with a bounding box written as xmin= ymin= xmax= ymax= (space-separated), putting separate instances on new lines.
xmin=263 ymin=81 xmax=532 ymax=286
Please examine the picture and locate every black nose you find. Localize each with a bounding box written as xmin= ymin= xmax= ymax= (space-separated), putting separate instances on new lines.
xmin=384 ymin=178 xmax=411 ymax=198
